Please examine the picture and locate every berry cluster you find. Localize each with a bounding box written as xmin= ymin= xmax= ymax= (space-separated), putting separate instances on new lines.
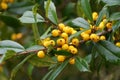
xmin=0 ymin=0 xmax=14 ymax=10
xmin=37 ymin=12 xmax=116 ymax=65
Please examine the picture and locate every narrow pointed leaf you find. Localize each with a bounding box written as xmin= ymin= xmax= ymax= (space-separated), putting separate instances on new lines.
xmin=109 ymin=12 xmax=120 ymax=21
xmin=102 ymin=0 xmax=120 ymax=6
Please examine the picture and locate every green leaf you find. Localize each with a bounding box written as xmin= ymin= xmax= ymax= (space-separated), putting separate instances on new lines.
xmin=81 ymin=0 xmax=93 ymax=22
xmin=112 ymin=20 xmax=120 ymax=32
xmin=0 ymin=15 xmax=21 ymax=28
xmin=44 ymin=0 xmax=58 ymax=25
xmin=0 ymin=40 xmax=25 ymax=54
xmin=26 ymin=45 xmax=45 ymax=51
xmin=27 ymin=64 xmax=34 ymax=76
xmin=96 ymin=6 xmax=108 ymax=26
xmin=19 ymin=11 xmax=45 ymax=23
xmin=109 ymin=12 xmax=120 ymax=21
xmin=102 ymin=0 xmax=120 ymax=6
xmin=75 ymin=57 xmax=90 ymax=72
xmin=0 ymin=50 xmax=16 ymax=63
xmin=10 ymin=54 xmax=34 ymax=80
xmin=95 ymin=41 xmax=120 ymax=63
xmin=42 ymin=69 xmax=54 ymax=80
xmin=48 ymin=60 xmax=68 ymax=80
xmin=72 ymin=17 xmax=90 ymax=29
xmin=28 ymin=55 xmax=56 ymax=67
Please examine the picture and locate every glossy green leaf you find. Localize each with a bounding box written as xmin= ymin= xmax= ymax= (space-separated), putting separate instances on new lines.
xmin=112 ymin=20 xmax=120 ymax=32
xmin=72 ymin=17 xmax=90 ymax=29
xmin=48 ymin=60 xmax=68 ymax=80
xmin=95 ymin=41 xmax=120 ymax=63
xmin=0 ymin=40 xmax=25 ymax=54
xmin=19 ymin=11 xmax=45 ymax=23
xmin=0 ymin=15 xmax=21 ymax=28
xmin=81 ymin=0 xmax=93 ymax=22
xmin=28 ymin=55 xmax=56 ymax=67
xmin=109 ymin=12 xmax=120 ymax=21
xmin=0 ymin=50 xmax=16 ymax=63
xmin=26 ymin=45 xmax=45 ymax=51
xmin=44 ymin=0 xmax=58 ymax=25
xmin=96 ymin=6 xmax=108 ymax=26
xmin=75 ymin=57 xmax=90 ymax=72
xmin=10 ymin=54 xmax=34 ymax=80
xmin=102 ymin=0 xmax=120 ymax=6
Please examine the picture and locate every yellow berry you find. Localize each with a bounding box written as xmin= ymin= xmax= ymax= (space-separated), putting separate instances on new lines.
xmin=57 ymin=38 xmax=65 ymax=46
xmin=43 ymin=41 xmax=50 ymax=47
xmin=8 ymin=0 xmax=14 ymax=3
xmin=52 ymin=29 xmax=59 ymax=37
xmin=92 ymin=12 xmax=98 ymax=21
xmin=57 ymin=55 xmax=66 ymax=62
xmin=63 ymin=27 xmax=73 ymax=34
xmin=98 ymin=22 xmax=105 ymax=30
xmin=70 ymin=48 xmax=78 ymax=54
xmin=116 ymin=42 xmax=120 ymax=47
xmin=11 ymin=33 xmax=17 ymax=40
xmin=102 ymin=19 xmax=107 ymax=24
xmin=57 ymin=48 xmax=62 ymax=51
xmin=0 ymin=2 xmax=8 ymax=10
xmin=100 ymin=36 xmax=106 ymax=40
xmin=72 ymin=30 xmax=77 ymax=34
xmin=62 ymin=44 xmax=69 ymax=50
xmin=82 ymin=33 xmax=90 ymax=41
xmin=106 ymin=22 xmax=112 ymax=29
xmin=61 ymin=32 xmax=68 ymax=39
xmin=90 ymin=34 xmax=99 ymax=42
xmin=37 ymin=51 xmax=45 ymax=58
xmin=84 ymin=29 xmax=91 ymax=34
xmin=49 ymin=40 xmax=55 ymax=46
xmin=69 ymin=58 xmax=75 ymax=64
xmin=72 ymin=38 xmax=79 ymax=46
xmin=16 ymin=33 xmax=23 ymax=39
xmin=58 ymin=23 xmax=65 ymax=31
xmin=68 ymin=46 xmax=75 ymax=51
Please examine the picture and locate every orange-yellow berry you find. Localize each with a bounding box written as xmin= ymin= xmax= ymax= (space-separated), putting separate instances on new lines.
xmin=52 ymin=29 xmax=60 ymax=37
xmin=116 ymin=42 xmax=120 ymax=47
xmin=43 ymin=41 xmax=50 ymax=47
xmin=81 ymin=33 xmax=90 ymax=41
xmin=57 ymin=55 xmax=66 ymax=62
xmin=69 ymin=58 xmax=75 ymax=64
xmin=16 ymin=33 xmax=23 ymax=39
xmin=58 ymin=23 xmax=65 ymax=31
xmin=90 ymin=34 xmax=99 ymax=42
xmin=62 ymin=44 xmax=69 ymax=50
xmin=57 ymin=38 xmax=65 ymax=46
xmin=70 ymin=48 xmax=78 ymax=54
xmin=0 ymin=2 xmax=8 ymax=10
xmin=106 ymin=22 xmax=112 ymax=29
xmin=49 ymin=40 xmax=55 ymax=46
xmin=92 ymin=12 xmax=98 ymax=21
xmin=37 ymin=51 xmax=45 ymax=58
xmin=61 ymin=32 xmax=68 ymax=39
xmin=98 ymin=22 xmax=105 ymax=30
xmin=72 ymin=38 xmax=79 ymax=46
xmin=100 ymin=36 xmax=106 ymax=40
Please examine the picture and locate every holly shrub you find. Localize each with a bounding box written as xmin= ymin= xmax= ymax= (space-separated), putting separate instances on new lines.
xmin=0 ymin=0 xmax=120 ymax=80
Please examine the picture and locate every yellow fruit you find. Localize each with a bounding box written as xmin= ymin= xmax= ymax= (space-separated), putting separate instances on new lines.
xmin=43 ymin=41 xmax=50 ymax=47
xmin=92 ymin=12 xmax=98 ymax=21
xmin=84 ymin=29 xmax=91 ymax=34
xmin=116 ymin=42 xmax=120 ymax=47
xmin=8 ymin=0 xmax=14 ymax=3
xmin=98 ymin=22 xmax=105 ymax=30
xmin=16 ymin=33 xmax=23 ymax=39
xmin=37 ymin=51 xmax=45 ymax=58
xmin=58 ymin=23 xmax=65 ymax=31
xmin=70 ymin=48 xmax=78 ymax=54
xmin=11 ymin=33 xmax=17 ymax=40
xmin=82 ymin=33 xmax=90 ymax=41
xmin=102 ymin=19 xmax=107 ymax=24
xmin=61 ymin=32 xmax=68 ymax=39
xmin=106 ymin=22 xmax=112 ymax=29
xmin=1 ymin=2 xmax=8 ymax=10
xmin=68 ymin=46 xmax=75 ymax=51
xmin=62 ymin=44 xmax=69 ymax=50
xmin=90 ymin=34 xmax=99 ymax=42
xmin=44 ymin=37 xmax=51 ymax=41
xmin=57 ymin=48 xmax=62 ymax=51
xmin=52 ymin=29 xmax=59 ymax=37
xmin=57 ymin=55 xmax=66 ymax=62
xmin=57 ymin=38 xmax=65 ymax=46
xmin=69 ymin=58 xmax=75 ymax=64
xmin=49 ymin=40 xmax=55 ymax=46
xmin=63 ymin=27 xmax=73 ymax=34
xmin=72 ymin=38 xmax=79 ymax=46
xmin=100 ymin=36 xmax=106 ymax=40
